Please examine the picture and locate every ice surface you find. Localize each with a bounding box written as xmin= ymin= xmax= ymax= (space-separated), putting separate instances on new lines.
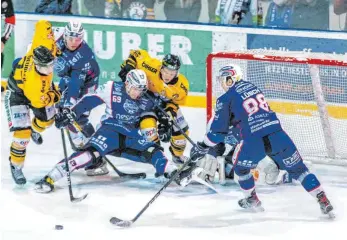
xmin=1 ymin=106 xmax=346 ymax=240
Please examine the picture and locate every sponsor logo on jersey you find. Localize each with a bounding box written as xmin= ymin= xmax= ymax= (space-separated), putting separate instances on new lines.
xmin=283 ymin=151 xmax=301 ymax=167
xmin=216 ymin=100 xmax=223 ymax=111
xmin=142 ymin=62 xmax=157 ymax=73
xmin=115 ymin=113 xmax=137 ymax=122
xmin=236 ymin=82 xmax=253 ymax=93
xmin=241 ymin=88 xmax=261 ymax=100
xmin=54 ymin=57 xmax=66 ymax=73
xmin=123 ymin=99 xmax=139 ymax=114
xmin=91 ymin=135 xmax=108 ymax=151
xmin=13 ymin=112 xmax=28 ymax=119
xmin=180 ymin=83 xmax=188 ymax=94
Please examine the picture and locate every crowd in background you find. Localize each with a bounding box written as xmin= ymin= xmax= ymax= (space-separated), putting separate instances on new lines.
xmin=7 ymin=0 xmax=347 ymax=31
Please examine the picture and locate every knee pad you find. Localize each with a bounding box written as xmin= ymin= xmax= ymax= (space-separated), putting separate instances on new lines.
xmin=169 ymin=131 xmax=188 ymax=156
xmin=32 ymin=117 xmax=54 ymax=133
xmin=10 ymin=129 xmax=31 ymax=164
xmin=140 ymin=116 xmax=159 ymax=143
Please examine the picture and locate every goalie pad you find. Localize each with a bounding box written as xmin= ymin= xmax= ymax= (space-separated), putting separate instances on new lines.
xmin=196 ymin=154 xmax=219 ymax=181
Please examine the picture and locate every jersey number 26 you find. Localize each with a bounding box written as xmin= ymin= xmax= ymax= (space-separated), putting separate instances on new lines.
xmin=242 ymin=93 xmax=269 ymax=116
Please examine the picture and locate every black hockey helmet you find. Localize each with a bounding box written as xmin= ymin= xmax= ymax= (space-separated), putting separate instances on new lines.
xmin=33 ymin=45 xmax=55 ymax=66
xmin=162 ymin=54 xmax=181 ymax=71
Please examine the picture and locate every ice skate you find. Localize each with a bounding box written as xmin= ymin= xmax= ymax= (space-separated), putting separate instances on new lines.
xmin=317 ymin=191 xmax=335 ymax=219
xmin=10 ymin=159 xmax=26 ymax=185
xmin=35 ymin=176 xmax=55 ymax=193
xmin=238 ymin=189 xmax=264 ymax=212
xmin=85 ymin=158 xmax=109 ymax=176
xmin=31 ymin=130 xmax=43 ymax=145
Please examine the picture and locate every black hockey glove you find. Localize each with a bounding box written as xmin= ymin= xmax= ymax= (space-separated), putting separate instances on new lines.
xmin=118 ymin=59 xmax=136 ymax=82
xmin=190 ymin=141 xmax=210 ymax=162
xmin=158 ymin=121 xmax=172 ymax=143
xmin=55 ymin=108 xmax=77 ymax=129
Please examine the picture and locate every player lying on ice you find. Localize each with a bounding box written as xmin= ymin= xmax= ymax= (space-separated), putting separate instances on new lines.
xmin=187 ymin=64 xmax=335 ymax=218
xmin=34 ymin=69 xmax=199 ymax=193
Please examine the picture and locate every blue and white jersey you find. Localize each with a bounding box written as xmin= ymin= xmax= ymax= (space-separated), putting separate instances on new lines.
xmin=55 ymin=37 xmax=100 ymax=105
xmin=205 ymin=80 xmax=282 ymax=146
xmin=72 ymin=81 xmax=155 ymax=137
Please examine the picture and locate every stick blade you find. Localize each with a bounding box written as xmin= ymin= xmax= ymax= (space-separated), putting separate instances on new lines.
xmin=110 ymin=217 xmax=133 ymax=227
xmin=71 ymin=193 xmax=88 ymax=203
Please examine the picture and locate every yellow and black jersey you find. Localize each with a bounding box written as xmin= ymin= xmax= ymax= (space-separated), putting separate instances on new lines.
xmin=127 ymin=49 xmax=189 ymax=105
xmin=7 ymin=20 xmax=57 ymax=108
xmin=8 ymin=54 xmax=54 ymax=108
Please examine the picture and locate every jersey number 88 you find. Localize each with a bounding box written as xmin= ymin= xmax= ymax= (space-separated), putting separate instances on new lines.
xmin=242 ymin=93 xmax=270 ymax=116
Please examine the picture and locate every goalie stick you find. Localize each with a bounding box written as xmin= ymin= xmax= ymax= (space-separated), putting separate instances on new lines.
xmin=61 ymin=129 xmax=88 ymax=203
xmin=109 ymin=92 xmax=204 ymax=227
xmin=67 ymin=121 xmax=146 ymax=180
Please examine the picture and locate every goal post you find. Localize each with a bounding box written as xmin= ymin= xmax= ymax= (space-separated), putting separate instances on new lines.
xmin=206 ymin=50 xmax=347 ymax=165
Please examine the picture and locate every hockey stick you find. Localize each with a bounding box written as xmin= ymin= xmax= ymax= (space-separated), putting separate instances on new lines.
xmin=60 ymin=129 xmax=88 ymax=203
xmin=67 ymin=121 xmax=146 ymax=179
xmin=109 ymin=93 xmax=199 ymax=227
xmin=103 ymin=156 xmax=146 ymax=179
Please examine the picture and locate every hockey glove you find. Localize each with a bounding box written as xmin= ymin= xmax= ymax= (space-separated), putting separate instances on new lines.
xmin=190 ymin=141 xmax=210 ymax=162
xmin=118 ymin=59 xmax=136 ymax=82
xmin=45 ymin=89 xmax=61 ymax=107
xmin=55 ymin=108 xmax=77 ymax=129
xmin=158 ymin=121 xmax=172 ymax=143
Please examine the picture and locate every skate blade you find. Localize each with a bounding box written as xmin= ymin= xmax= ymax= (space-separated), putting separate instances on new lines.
xmin=327 ymin=211 xmax=336 ymax=219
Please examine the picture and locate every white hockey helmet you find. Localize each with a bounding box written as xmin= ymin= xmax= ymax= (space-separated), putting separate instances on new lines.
xmin=218 ymin=64 xmax=243 ymax=89
xmin=64 ymin=21 xmax=84 ymax=40
xmin=125 ymin=69 xmax=148 ymax=98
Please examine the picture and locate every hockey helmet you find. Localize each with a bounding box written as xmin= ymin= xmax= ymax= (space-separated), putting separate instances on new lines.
xmin=33 ymin=45 xmax=55 ymax=75
xmin=218 ymin=64 xmax=243 ymax=89
xmin=33 ymin=45 xmax=55 ymax=66
xmin=64 ymin=21 xmax=84 ymax=39
xmin=125 ymin=69 xmax=148 ymax=98
xmin=162 ymin=54 xmax=181 ymax=71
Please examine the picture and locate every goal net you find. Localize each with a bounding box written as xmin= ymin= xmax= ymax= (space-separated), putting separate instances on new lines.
xmin=206 ymin=50 xmax=347 ymax=166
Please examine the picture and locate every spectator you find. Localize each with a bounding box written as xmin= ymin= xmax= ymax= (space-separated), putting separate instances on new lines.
xmin=164 ymin=0 xmax=202 ymax=22
xmin=264 ymin=0 xmax=329 ymax=30
xmin=334 ymin=0 xmax=347 ymax=31
xmin=105 ymin=0 xmax=156 ymax=20
xmin=35 ymin=0 xmax=73 ymax=14
xmin=214 ymin=0 xmax=259 ymax=26
xmin=84 ymin=0 xmax=106 ymax=17
xmin=208 ymin=0 xmax=218 ymax=23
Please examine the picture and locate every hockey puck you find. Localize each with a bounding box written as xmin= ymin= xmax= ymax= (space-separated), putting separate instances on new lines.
xmin=55 ymin=225 xmax=64 ymax=230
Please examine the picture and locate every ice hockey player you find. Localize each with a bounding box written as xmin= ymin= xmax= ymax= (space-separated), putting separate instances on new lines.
xmin=189 ymin=64 xmax=335 ymax=218
xmin=1 ymin=0 xmax=15 ymax=92
xmin=118 ymin=50 xmax=190 ymax=166
xmin=4 ymin=45 xmax=60 ymax=185
xmin=34 ymin=69 xmax=186 ymax=193
xmin=55 ymin=21 xmax=100 ymax=155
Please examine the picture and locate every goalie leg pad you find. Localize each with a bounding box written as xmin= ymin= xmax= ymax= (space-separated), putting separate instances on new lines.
xmin=197 ymin=154 xmax=219 ymax=181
